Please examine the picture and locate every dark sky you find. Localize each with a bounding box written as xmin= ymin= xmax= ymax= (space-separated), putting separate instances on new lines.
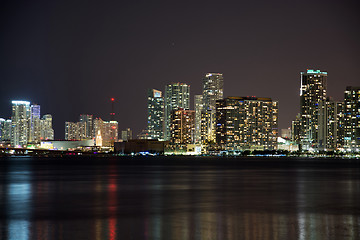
xmin=1 ymin=0 xmax=359 ymax=139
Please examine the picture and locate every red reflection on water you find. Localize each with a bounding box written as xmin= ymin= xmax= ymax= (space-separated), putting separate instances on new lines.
xmin=108 ymin=170 xmax=117 ymax=240
xmin=109 ymin=217 xmax=116 ymax=240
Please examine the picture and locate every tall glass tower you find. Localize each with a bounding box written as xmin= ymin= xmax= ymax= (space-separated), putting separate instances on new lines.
xmin=29 ymin=104 xmax=41 ymax=144
xmin=201 ymin=73 xmax=224 ymax=143
xmin=11 ymin=100 xmax=31 ymax=147
xmin=194 ymin=95 xmax=203 ymax=144
xmin=80 ymin=114 xmax=93 ymax=139
xmin=164 ymin=83 xmax=190 ymax=141
xmin=299 ymin=69 xmax=327 ymax=150
xmin=41 ymin=114 xmax=54 ymax=140
xmin=147 ymin=89 xmax=164 ymax=140
xmin=344 ymin=86 xmax=360 ymax=151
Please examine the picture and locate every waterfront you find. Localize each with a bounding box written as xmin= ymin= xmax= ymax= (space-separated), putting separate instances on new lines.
xmin=0 ymin=156 xmax=359 ymax=239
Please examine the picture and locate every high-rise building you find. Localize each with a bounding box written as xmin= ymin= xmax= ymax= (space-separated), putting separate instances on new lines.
xmin=147 ymin=89 xmax=164 ymax=140
xmin=194 ymin=95 xmax=203 ymax=144
xmin=65 ymin=121 xmax=85 ymax=140
xmin=3 ymin=119 xmax=12 ymax=141
xmin=344 ymin=86 xmax=360 ymax=151
xmin=318 ymin=98 xmax=344 ymax=151
xmin=121 ymin=128 xmax=132 ymax=141
xmin=41 ymin=114 xmax=54 ymax=140
xmin=216 ymin=97 xmax=278 ymax=151
xmin=92 ymin=118 xmax=118 ymax=147
xmin=65 ymin=122 xmax=78 ymax=140
xmin=80 ymin=114 xmax=93 ymax=139
xmin=299 ymin=69 xmax=327 ymax=150
xmin=0 ymin=118 xmax=4 ymax=141
xmin=334 ymin=101 xmax=345 ymax=150
xmin=201 ymin=73 xmax=224 ymax=143
xmin=0 ymin=118 xmax=10 ymax=141
xmin=65 ymin=115 xmax=93 ymax=141
xmin=11 ymin=100 xmax=31 ymax=147
xmin=93 ymin=118 xmax=104 ymax=145
xmin=103 ymin=121 xmax=118 ymax=147
xmin=164 ymin=83 xmax=190 ymax=140
xmin=29 ymin=104 xmax=41 ymax=144
xmin=291 ymin=114 xmax=301 ymax=143
xmin=170 ymin=109 xmax=195 ymax=144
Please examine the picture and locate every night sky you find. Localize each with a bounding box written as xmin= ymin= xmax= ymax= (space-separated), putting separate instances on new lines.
xmin=1 ymin=0 xmax=359 ymax=139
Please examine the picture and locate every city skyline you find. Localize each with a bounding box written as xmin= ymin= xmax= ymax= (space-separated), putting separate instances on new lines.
xmin=0 ymin=70 xmax=358 ymax=143
xmin=1 ymin=0 xmax=359 ymax=138
xmin=1 ymin=2 xmax=360 ymax=239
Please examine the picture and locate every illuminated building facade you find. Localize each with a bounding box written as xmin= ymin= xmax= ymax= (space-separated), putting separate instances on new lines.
xmin=79 ymin=114 xmax=93 ymax=139
xmin=344 ymin=86 xmax=360 ymax=151
xmin=147 ymin=89 xmax=164 ymax=140
xmin=11 ymin=100 xmax=31 ymax=147
xmin=318 ymin=98 xmax=344 ymax=150
xmin=170 ymin=109 xmax=195 ymax=144
xmin=201 ymin=73 xmax=224 ymax=143
xmin=40 ymin=114 xmax=54 ymax=140
xmin=5 ymin=101 xmax=54 ymax=147
xmin=334 ymin=101 xmax=345 ymax=149
xmin=121 ymin=128 xmax=132 ymax=141
xmin=92 ymin=118 xmax=118 ymax=147
xmin=93 ymin=118 xmax=104 ymax=144
xmin=103 ymin=121 xmax=118 ymax=147
xmin=0 ymin=118 xmax=5 ymax=141
xmin=65 ymin=121 xmax=83 ymax=140
xmin=291 ymin=114 xmax=301 ymax=143
xmin=0 ymin=119 xmax=12 ymax=141
xmin=216 ymin=97 xmax=278 ymax=151
xmin=164 ymin=83 xmax=190 ymax=140
xmin=29 ymin=104 xmax=41 ymax=144
xmin=299 ymin=69 xmax=327 ymax=150
xmin=194 ymin=95 xmax=203 ymax=144
xmin=65 ymin=115 xmax=93 ymax=141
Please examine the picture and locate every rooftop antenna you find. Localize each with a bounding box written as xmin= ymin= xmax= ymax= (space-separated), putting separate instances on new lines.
xmin=110 ymin=98 xmax=115 ymax=121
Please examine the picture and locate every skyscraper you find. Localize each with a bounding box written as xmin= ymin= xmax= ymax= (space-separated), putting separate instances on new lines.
xmin=80 ymin=114 xmax=93 ymax=139
xmin=201 ymin=73 xmax=224 ymax=143
xmin=344 ymin=86 xmax=360 ymax=151
xmin=65 ymin=122 xmax=80 ymax=140
xmin=299 ymin=69 xmax=327 ymax=150
xmin=3 ymin=119 xmax=12 ymax=141
xmin=104 ymin=121 xmax=118 ymax=147
xmin=147 ymin=89 xmax=164 ymax=140
xmin=29 ymin=104 xmax=41 ymax=144
xmin=318 ymin=98 xmax=344 ymax=151
xmin=41 ymin=114 xmax=54 ymax=140
xmin=164 ymin=83 xmax=190 ymax=140
xmin=121 ymin=128 xmax=132 ymax=141
xmin=291 ymin=114 xmax=301 ymax=143
xmin=92 ymin=118 xmax=119 ymax=147
xmin=11 ymin=100 xmax=31 ymax=147
xmin=194 ymin=95 xmax=203 ymax=144
xmin=0 ymin=119 xmax=6 ymax=141
xmin=216 ymin=97 xmax=278 ymax=151
xmin=170 ymin=109 xmax=195 ymax=144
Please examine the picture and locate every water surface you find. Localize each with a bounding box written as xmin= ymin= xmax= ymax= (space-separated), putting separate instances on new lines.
xmin=0 ymin=156 xmax=359 ymax=239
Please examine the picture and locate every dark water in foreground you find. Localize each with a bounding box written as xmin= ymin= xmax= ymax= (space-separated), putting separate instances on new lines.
xmin=0 ymin=156 xmax=359 ymax=240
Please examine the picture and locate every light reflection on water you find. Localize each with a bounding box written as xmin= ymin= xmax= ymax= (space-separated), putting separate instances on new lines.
xmin=6 ymin=164 xmax=31 ymax=240
xmin=0 ymin=157 xmax=359 ymax=240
